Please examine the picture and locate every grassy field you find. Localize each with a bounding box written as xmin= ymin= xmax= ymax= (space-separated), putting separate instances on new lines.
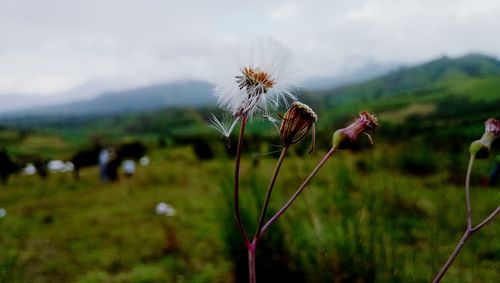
xmin=1 ymin=141 xmax=499 ymax=282
xmin=1 ymin=55 xmax=499 ymax=282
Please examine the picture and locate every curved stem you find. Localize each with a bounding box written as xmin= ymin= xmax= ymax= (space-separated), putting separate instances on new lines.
xmin=465 ymin=155 xmax=474 ymax=229
xmin=254 ymin=145 xmax=289 ymax=243
xmin=433 ymin=153 xmax=499 ymax=282
xmin=261 ymin=146 xmax=336 ymax=236
xmin=235 ymin=116 xmax=250 ymax=246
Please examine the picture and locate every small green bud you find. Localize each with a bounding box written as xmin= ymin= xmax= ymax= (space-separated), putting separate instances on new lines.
xmin=469 ymin=140 xmax=490 ymax=159
xmin=469 ymin=118 xmax=500 ymax=159
xmin=332 ymin=129 xmax=352 ymax=149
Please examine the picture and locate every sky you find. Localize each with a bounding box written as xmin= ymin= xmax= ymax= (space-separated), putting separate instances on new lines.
xmin=1 ymin=0 xmax=499 ymax=96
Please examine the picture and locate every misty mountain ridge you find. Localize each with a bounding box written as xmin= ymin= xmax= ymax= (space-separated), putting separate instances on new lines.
xmin=302 ymin=61 xmax=399 ymax=90
xmin=317 ymin=53 xmax=500 ymax=103
xmin=0 ymin=80 xmax=215 ymax=118
xmin=1 ymin=53 xmax=499 ymax=120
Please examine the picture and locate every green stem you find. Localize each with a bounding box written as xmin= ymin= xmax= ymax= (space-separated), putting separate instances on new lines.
xmin=254 ymin=145 xmax=289 ymax=243
xmin=261 ymin=146 xmax=336 ymax=236
xmin=433 ymin=154 xmax=499 ymax=282
xmin=465 ymin=155 xmax=474 ymax=229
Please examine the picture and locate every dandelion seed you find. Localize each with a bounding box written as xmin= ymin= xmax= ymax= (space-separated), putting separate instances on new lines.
xmin=262 ymin=114 xmax=281 ymax=132
xmin=213 ymin=38 xmax=296 ymax=119
xmin=208 ymin=114 xmax=239 ymax=138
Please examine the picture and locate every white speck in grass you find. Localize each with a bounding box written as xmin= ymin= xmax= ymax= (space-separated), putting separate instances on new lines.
xmin=156 ymin=202 xmax=176 ymax=217
xmin=0 ymin=208 xmax=6 ymax=218
xmin=139 ymin=156 xmax=150 ymax=166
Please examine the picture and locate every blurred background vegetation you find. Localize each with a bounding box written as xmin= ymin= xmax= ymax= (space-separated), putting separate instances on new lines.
xmin=0 ymin=54 xmax=499 ymax=282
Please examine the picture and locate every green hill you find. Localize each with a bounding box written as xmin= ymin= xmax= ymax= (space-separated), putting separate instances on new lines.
xmin=313 ymin=53 xmax=500 ymax=104
xmin=296 ymin=54 xmax=500 ymax=142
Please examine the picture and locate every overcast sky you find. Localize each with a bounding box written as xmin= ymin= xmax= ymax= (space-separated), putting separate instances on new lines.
xmin=1 ymin=0 xmax=499 ymax=96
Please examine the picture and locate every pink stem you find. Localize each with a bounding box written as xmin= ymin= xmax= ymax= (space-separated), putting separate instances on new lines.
xmin=235 ymin=116 xmax=250 ymax=247
xmin=248 ymin=247 xmax=256 ymax=283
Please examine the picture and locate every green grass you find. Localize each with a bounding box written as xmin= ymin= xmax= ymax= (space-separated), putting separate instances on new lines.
xmin=1 ymin=144 xmax=499 ymax=282
xmin=1 ymin=55 xmax=499 ymax=282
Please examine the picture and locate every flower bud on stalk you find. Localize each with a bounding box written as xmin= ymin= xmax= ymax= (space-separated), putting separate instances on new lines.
xmin=280 ymin=102 xmax=317 ymax=150
xmin=469 ymin=118 xmax=500 ymax=159
xmin=332 ymin=112 xmax=378 ymax=149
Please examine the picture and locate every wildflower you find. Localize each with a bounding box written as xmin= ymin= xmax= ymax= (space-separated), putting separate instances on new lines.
xmin=469 ymin=118 xmax=500 ymax=159
xmin=0 ymin=208 xmax=6 ymax=218
xmin=280 ymin=102 xmax=317 ymax=149
xmin=213 ymin=38 xmax=296 ymax=120
xmin=332 ymin=111 xmax=379 ymax=149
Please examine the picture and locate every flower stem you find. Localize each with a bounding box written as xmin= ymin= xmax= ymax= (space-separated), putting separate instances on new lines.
xmin=261 ymin=146 xmax=336 ymax=236
xmin=254 ymin=145 xmax=289 ymax=243
xmin=432 ymin=154 xmax=499 ymax=282
xmin=432 ymin=229 xmax=473 ymax=283
xmin=473 ymin=206 xmax=499 ymax=232
xmin=235 ymin=116 xmax=250 ymax=246
xmin=248 ymin=247 xmax=256 ymax=283
xmin=465 ymin=155 xmax=474 ymax=229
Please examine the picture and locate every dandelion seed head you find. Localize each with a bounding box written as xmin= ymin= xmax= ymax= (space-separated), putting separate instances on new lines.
xmin=213 ymin=38 xmax=296 ymax=118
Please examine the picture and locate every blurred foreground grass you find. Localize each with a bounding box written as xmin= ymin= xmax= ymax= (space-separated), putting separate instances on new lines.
xmin=0 ymin=145 xmax=499 ymax=283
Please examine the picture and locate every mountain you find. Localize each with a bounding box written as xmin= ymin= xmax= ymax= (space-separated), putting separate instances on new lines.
xmin=2 ymin=53 xmax=499 ymax=123
xmin=301 ymin=61 xmax=399 ymax=90
xmin=0 ymin=80 xmax=128 ymax=113
xmin=0 ymin=80 xmax=215 ymax=118
xmin=314 ymin=53 xmax=500 ymax=104
xmin=0 ymin=94 xmax=59 ymax=113
xmin=298 ymin=53 xmax=500 ymax=136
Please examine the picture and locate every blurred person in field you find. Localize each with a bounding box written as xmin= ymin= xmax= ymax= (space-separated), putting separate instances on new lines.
xmin=489 ymin=154 xmax=500 ymax=186
xmin=99 ymin=147 xmax=120 ymax=182
xmin=107 ymin=148 xmax=120 ymax=182
xmin=99 ymin=148 xmax=110 ymax=181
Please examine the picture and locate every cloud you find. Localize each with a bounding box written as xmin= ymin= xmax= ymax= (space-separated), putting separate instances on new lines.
xmin=0 ymin=0 xmax=499 ymax=96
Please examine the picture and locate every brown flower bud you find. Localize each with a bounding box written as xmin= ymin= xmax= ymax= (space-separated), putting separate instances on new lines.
xmin=280 ymin=102 xmax=317 ymax=148
xmin=332 ymin=112 xmax=378 ymax=149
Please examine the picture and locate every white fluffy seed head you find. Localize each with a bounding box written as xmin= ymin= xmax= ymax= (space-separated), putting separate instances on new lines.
xmin=213 ymin=38 xmax=297 ymax=119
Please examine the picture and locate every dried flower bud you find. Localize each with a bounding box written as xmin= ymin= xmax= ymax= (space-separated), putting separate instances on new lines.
xmin=469 ymin=118 xmax=500 ymax=159
xmin=280 ymin=102 xmax=317 ymax=148
xmin=332 ymin=111 xmax=378 ymax=149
